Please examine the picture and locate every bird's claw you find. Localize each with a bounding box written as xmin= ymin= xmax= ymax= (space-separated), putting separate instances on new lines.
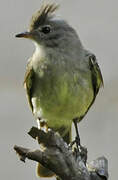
xmin=69 ymin=135 xmax=80 ymax=150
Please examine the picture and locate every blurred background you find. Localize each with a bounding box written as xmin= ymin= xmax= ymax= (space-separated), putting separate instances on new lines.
xmin=0 ymin=0 xmax=117 ymax=179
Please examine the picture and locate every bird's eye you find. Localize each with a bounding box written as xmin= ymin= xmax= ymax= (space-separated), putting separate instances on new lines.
xmin=41 ymin=26 xmax=51 ymax=34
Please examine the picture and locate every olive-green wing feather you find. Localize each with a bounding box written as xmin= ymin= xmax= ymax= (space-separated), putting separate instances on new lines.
xmin=89 ymin=54 xmax=104 ymax=98
xmin=79 ymin=53 xmax=103 ymax=121
xmin=23 ymin=61 xmax=34 ymax=112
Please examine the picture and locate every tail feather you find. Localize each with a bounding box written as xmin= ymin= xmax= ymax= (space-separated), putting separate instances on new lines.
xmin=37 ymin=125 xmax=71 ymax=177
xmin=37 ymin=164 xmax=54 ymax=177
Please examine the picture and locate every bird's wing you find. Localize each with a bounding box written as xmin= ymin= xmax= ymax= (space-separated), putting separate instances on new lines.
xmin=89 ymin=54 xmax=104 ymax=99
xmin=79 ymin=53 xmax=104 ymax=120
xmin=23 ymin=61 xmax=34 ymax=112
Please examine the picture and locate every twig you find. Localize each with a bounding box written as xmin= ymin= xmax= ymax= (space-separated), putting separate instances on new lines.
xmin=14 ymin=127 xmax=108 ymax=180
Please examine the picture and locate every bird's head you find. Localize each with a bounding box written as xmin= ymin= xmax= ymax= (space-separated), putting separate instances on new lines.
xmin=16 ymin=3 xmax=82 ymax=51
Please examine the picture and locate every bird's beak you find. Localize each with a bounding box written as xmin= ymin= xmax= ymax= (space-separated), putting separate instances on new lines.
xmin=15 ymin=31 xmax=33 ymax=39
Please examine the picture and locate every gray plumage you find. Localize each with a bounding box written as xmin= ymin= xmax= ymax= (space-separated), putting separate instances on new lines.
xmin=16 ymin=3 xmax=103 ymax=177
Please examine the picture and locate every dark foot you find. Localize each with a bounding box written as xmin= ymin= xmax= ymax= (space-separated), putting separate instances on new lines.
xmin=73 ymin=118 xmax=81 ymax=149
xmin=69 ymin=140 xmax=87 ymax=164
xmin=69 ymin=136 xmax=80 ymax=150
xmin=75 ymin=135 xmax=81 ymax=147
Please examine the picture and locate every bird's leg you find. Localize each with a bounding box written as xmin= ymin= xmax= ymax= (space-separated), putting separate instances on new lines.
xmin=73 ymin=118 xmax=81 ymax=148
xmin=69 ymin=118 xmax=81 ymax=150
xmin=71 ymin=118 xmax=87 ymax=163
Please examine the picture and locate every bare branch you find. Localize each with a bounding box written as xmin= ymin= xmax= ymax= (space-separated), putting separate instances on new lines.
xmin=14 ymin=127 xmax=108 ymax=180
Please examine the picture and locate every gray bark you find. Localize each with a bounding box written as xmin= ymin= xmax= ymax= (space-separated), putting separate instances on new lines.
xmin=14 ymin=127 xmax=108 ymax=180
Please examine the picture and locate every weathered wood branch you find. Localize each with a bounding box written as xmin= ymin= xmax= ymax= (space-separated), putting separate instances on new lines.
xmin=14 ymin=127 xmax=108 ymax=180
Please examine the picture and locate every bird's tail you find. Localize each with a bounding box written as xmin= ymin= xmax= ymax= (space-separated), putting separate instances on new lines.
xmin=37 ymin=125 xmax=71 ymax=177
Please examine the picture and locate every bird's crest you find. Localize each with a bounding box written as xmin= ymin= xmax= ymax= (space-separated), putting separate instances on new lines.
xmin=29 ymin=3 xmax=59 ymax=31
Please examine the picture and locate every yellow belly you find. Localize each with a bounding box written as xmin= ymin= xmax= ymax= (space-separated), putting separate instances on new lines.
xmin=31 ymin=71 xmax=94 ymax=129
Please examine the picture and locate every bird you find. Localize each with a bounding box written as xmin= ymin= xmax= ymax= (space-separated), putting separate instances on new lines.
xmin=16 ymin=3 xmax=103 ymax=178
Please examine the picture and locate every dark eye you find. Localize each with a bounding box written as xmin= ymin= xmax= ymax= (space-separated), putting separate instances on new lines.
xmin=41 ymin=26 xmax=51 ymax=34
